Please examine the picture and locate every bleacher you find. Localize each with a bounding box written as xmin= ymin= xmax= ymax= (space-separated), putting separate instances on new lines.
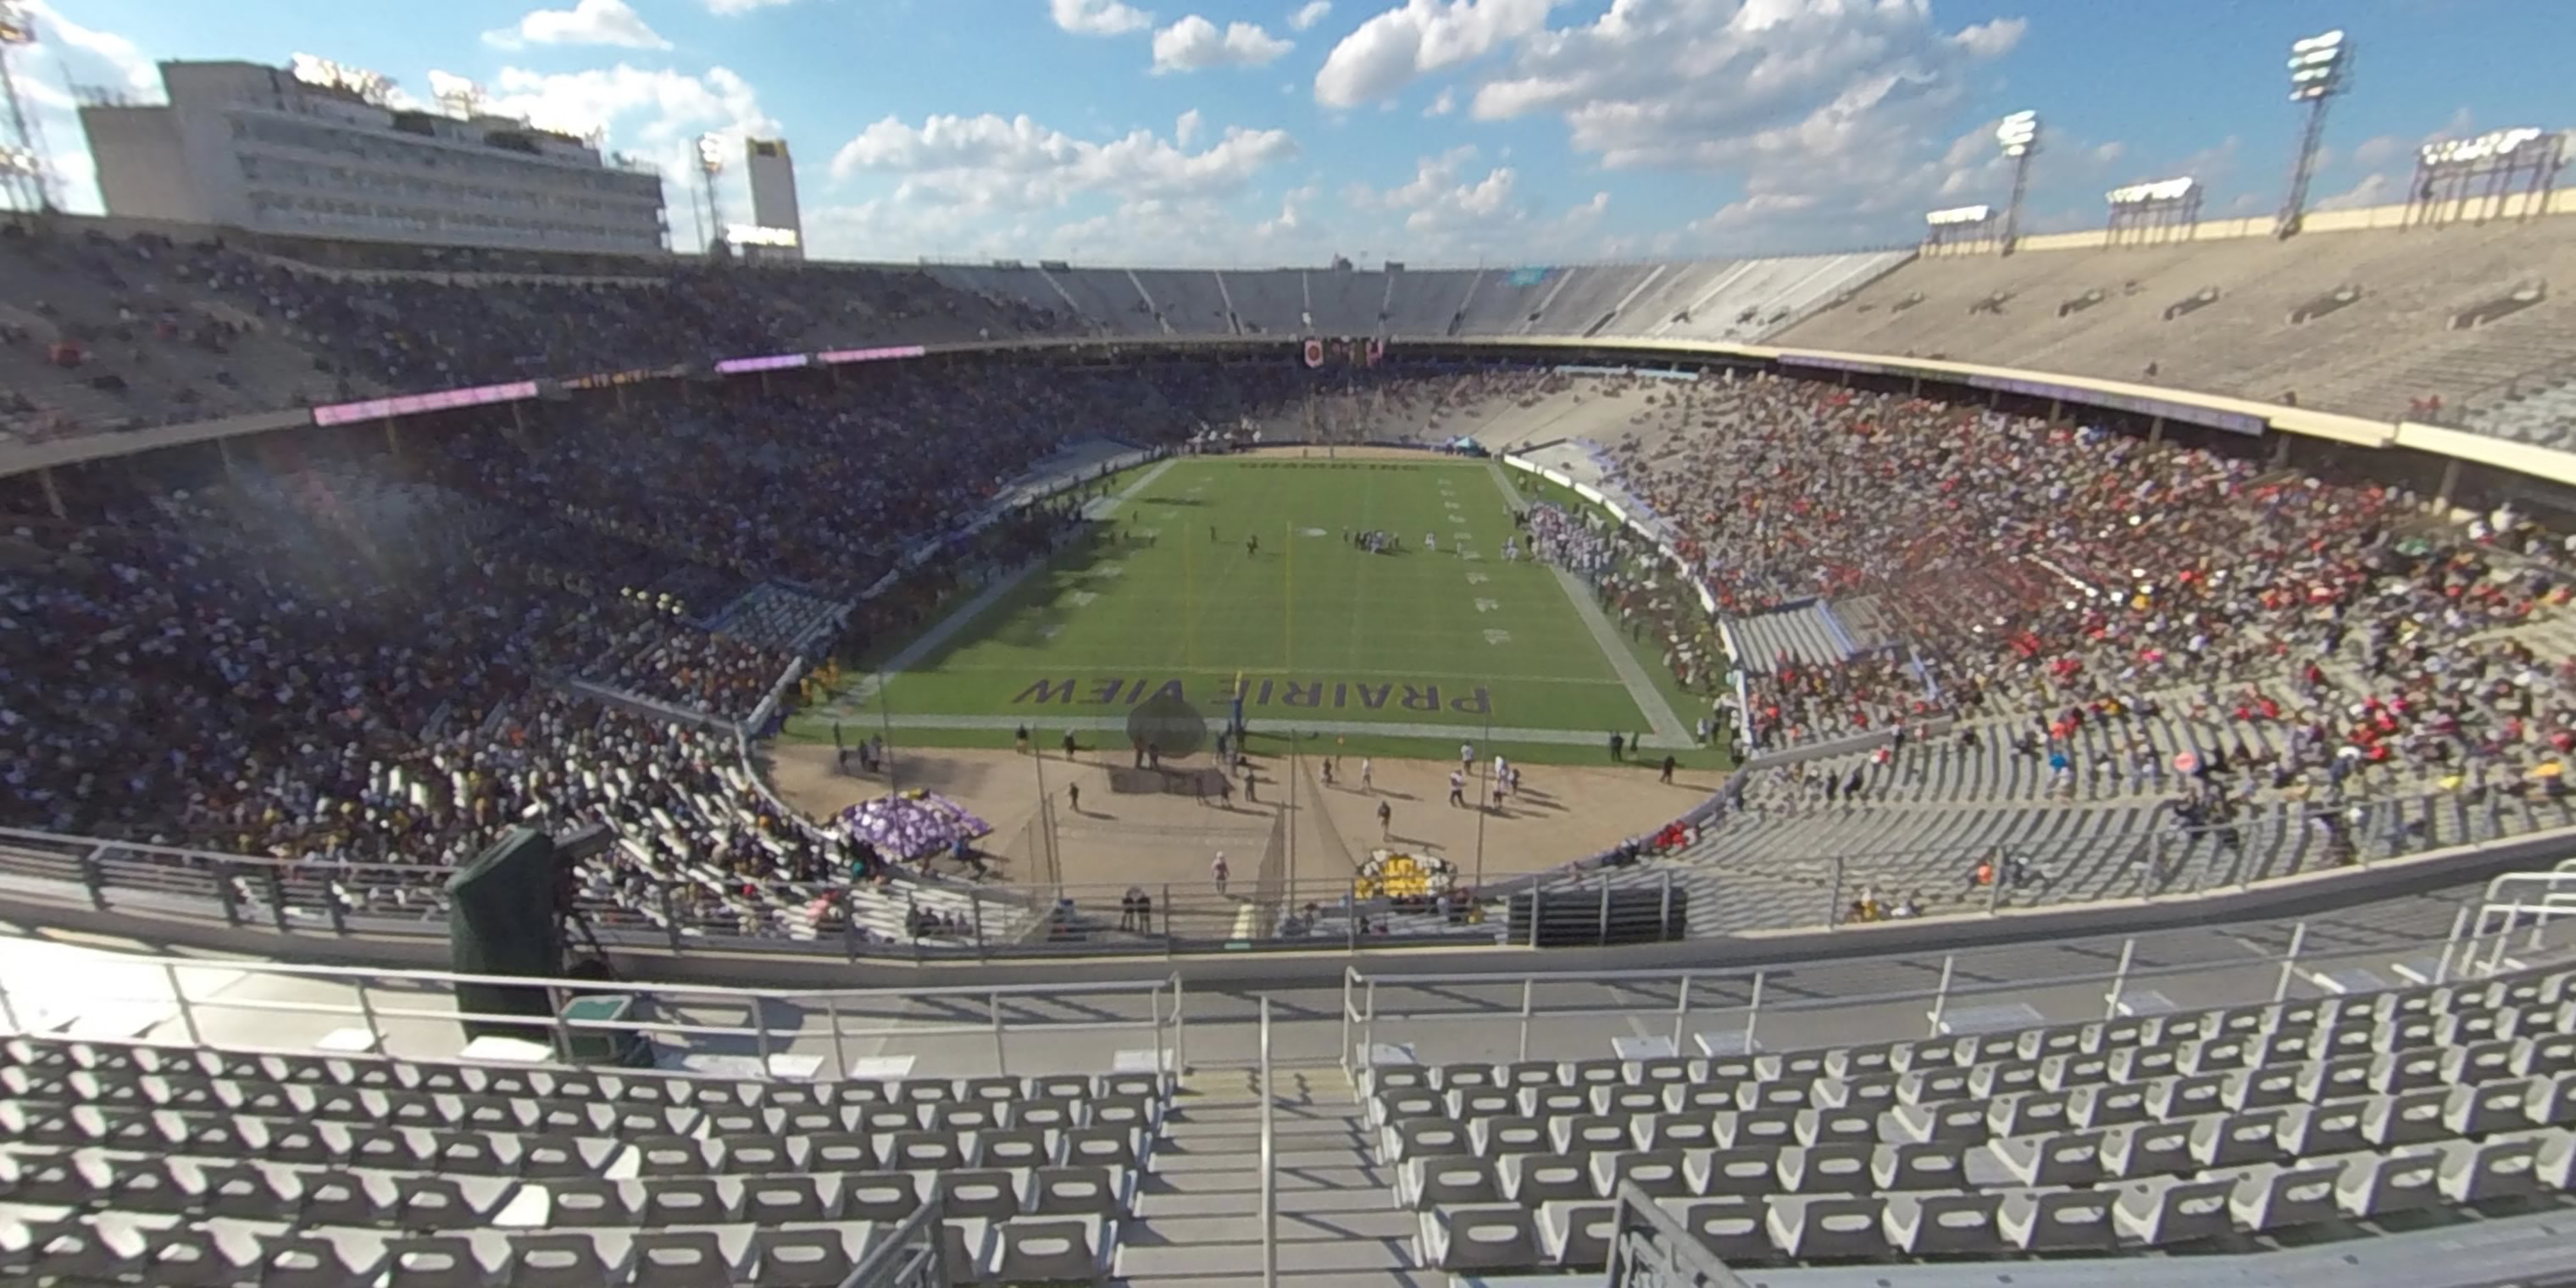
xmin=1380 ymin=958 xmax=2576 ymax=1273
xmin=1777 ymin=219 xmax=2576 ymax=424
xmin=0 ymin=1030 xmax=1172 ymax=1285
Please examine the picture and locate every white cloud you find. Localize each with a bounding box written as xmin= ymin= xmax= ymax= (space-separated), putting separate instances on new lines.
xmin=1174 ymin=108 xmax=1203 ymax=147
xmin=1313 ymin=0 xmax=1556 ymax=108
xmin=484 ymin=0 xmax=672 ymax=50
xmin=1152 ymin=16 xmax=1295 ymax=72
xmin=25 ymin=1 xmax=159 ymax=94
xmin=1289 ymin=1 xmax=1334 ymax=31
xmin=472 ymin=64 xmax=782 ymax=247
xmin=1425 ymin=87 xmax=1456 ymax=116
xmin=1052 ymin=0 xmax=1156 ymax=36
xmin=830 ymin=111 xmax=1298 ymax=213
xmin=2312 ymin=173 xmax=2394 ymax=214
xmin=708 ymin=0 xmax=798 ymax=12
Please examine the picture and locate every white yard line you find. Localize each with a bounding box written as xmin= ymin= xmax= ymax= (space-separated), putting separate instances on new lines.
xmin=1483 ymin=461 xmax=1696 ymax=751
xmin=841 ymin=459 xmax=1178 ymax=705
xmin=906 ymin=663 xmax=1630 ymax=687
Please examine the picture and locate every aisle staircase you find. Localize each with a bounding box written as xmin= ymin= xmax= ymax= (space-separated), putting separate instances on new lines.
xmin=1119 ymin=1067 xmax=1420 ymax=1287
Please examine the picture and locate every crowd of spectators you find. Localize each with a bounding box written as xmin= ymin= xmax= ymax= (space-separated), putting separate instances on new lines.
xmin=0 ymin=352 xmax=1332 ymax=894
xmin=1588 ymin=372 xmax=2576 ymax=802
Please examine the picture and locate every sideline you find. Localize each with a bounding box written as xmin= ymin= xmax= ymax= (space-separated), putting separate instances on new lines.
xmin=1482 ymin=461 xmax=1695 ymax=750
xmin=830 ymin=458 xmax=1179 ymax=708
xmin=802 ymin=709 xmax=1645 ymax=747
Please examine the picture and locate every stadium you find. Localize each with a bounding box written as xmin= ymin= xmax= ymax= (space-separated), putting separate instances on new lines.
xmin=3 ymin=11 xmax=2576 ymax=1288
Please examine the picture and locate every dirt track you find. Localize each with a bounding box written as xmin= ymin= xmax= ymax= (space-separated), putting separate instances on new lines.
xmin=766 ymin=741 xmax=1713 ymax=896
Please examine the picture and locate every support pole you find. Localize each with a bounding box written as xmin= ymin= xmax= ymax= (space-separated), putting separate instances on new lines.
xmin=1927 ymin=955 xmax=1957 ymax=1037
xmin=1260 ymin=995 xmax=1277 ymax=1288
xmin=2104 ymin=938 xmax=2135 ymax=1021
xmin=2274 ymin=922 xmax=2309 ymax=1003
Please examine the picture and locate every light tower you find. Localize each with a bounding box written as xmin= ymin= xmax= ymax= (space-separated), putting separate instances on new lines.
xmin=694 ymin=133 xmax=726 ymax=256
xmin=2277 ymin=28 xmax=2351 ymax=239
xmin=1995 ymin=109 xmax=2040 ymax=256
xmin=0 ymin=1 xmax=58 ymax=214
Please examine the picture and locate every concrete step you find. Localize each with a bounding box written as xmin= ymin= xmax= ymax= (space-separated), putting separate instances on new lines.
xmin=1125 ymin=1065 xmax=1408 ymax=1285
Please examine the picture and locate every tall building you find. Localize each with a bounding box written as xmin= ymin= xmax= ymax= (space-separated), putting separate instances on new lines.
xmin=80 ymin=58 xmax=668 ymax=255
xmin=740 ymin=136 xmax=802 ymax=261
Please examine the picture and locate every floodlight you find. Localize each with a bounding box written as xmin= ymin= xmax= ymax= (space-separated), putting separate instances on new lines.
xmin=2285 ymin=29 xmax=2347 ymax=101
xmin=2107 ymin=177 xmax=2198 ymax=206
xmin=1925 ymin=204 xmax=1992 ymax=226
xmin=696 ymin=133 xmax=726 ymax=174
xmin=0 ymin=146 xmax=36 ymax=176
xmin=0 ymin=2 xmax=31 ymax=46
xmin=1996 ymin=110 xmax=2040 ymax=157
xmin=2420 ymin=127 xmax=2546 ymax=168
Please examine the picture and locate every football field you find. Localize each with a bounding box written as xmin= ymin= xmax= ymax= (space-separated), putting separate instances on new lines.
xmin=788 ymin=452 xmax=1717 ymax=767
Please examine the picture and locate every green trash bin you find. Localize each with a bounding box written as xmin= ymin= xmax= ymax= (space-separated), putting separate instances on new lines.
xmin=558 ymin=994 xmax=652 ymax=1067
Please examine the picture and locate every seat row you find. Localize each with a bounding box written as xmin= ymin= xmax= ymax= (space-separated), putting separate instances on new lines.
xmin=0 ymin=1069 xmax=1165 ymax=1142
xmin=0 ymin=1036 xmax=1169 ymax=1108
xmin=1390 ymin=1081 xmax=2576 ymax=1208
xmin=3 ymin=1150 xmax=1132 ymax=1228
xmin=1417 ymin=1130 xmax=2576 ymax=1269
xmin=2 ymin=1215 xmax=1109 ymax=1286
xmin=1 ymin=1112 xmax=1158 ymax=1180
xmin=1359 ymin=974 xmax=2576 ymax=1102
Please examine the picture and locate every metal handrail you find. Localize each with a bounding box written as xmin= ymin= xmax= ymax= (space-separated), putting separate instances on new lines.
xmin=0 ymin=952 xmax=1187 ymax=1083
xmin=1339 ymin=909 xmax=2568 ymax=1068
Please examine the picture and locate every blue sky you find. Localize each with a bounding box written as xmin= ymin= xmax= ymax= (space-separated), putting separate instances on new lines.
xmin=13 ymin=0 xmax=2573 ymax=265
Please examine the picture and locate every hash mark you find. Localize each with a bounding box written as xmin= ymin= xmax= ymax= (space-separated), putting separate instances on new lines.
xmin=1068 ymin=591 xmax=1098 ymax=608
xmin=1475 ymin=598 xmax=1500 ymax=613
xmin=1466 ymin=572 xmax=1489 ymax=585
xmin=1484 ymin=630 xmax=1513 ymax=646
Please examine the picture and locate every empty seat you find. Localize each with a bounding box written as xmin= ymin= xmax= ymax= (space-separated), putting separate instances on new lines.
xmin=1400 ymin=1157 xmax=1503 ymax=1210
xmin=838 ymin=1173 xmax=924 ymax=1222
xmin=1711 ymin=1108 xmax=1798 ymax=1149
xmin=741 ymin=1228 xmax=866 ymax=1288
xmin=1988 ymin=1130 xmax=2107 ymax=1186
xmin=741 ymin=1175 xmax=830 ymax=1224
xmin=1592 ymin=1149 xmax=1694 ymax=1199
xmin=2111 ymin=1176 xmax=2233 ymax=1245
xmin=2100 ymin=1120 xmax=2196 ymax=1179
xmin=2189 ymin=1110 xmax=2288 ymax=1169
xmin=1525 ymin=1202 xmax=1608 ymax=1269
xmin=1500 ymin=1152 xmax=1597 ymax=1205
xmin=629 ymin=1231 xmax=730 ymax=1288
xmin=1766 ymin=1195 xmax=1888 ymax=1258
xmin=1775 ymin=1144 xmax=1874 ymax=1194
xmin=1387 ymin=1120 xmax=1474 ymax=1165
xmin=640 ymin=1178 xmax=739 ymax=1227
xmin=1887 ymin=1101 xmax=1988 ymax=1145
xmin=2436 ymin=1135 xmax=2547 ymax=1203
xmin=1872 ymin=1141 xmax=1968 ymax=1191
xmin=2362 ymin=1089 xmax=2451 ymax=1146
xmin=1418 ymin=1202 xmax=1543 ymax=1272
xmin=2228 ymin=1160 xmax=2346 ymax=1232
xmin=1883 ymin=1191 xmax=2006 ymax=1255
xmin=1661 ymin=1196 xmax=1768 ymax=1261
xmin=1998 ymin=1188 xmax=2116 ymax=1252
xmin=2274 ymin=1102 xmax=2370 ymax=1157
xmin=992 ymin=1216 xmax=1108 ymax=1282
xmin=2335 ymin=1150 xmax=2444 ymax=1218
xmin=1471 ymin=1116 xmax=1550 ymax=1159
xmin=1630 ymin=1113 xmax=1714 ymax=1150
xmin=1031 ymin=1166 xmax=1124 ymax=1216
xmin=542 ymin=1179 xmax=645 ymax=1227
xmin=2447 ymin=1078 xmax=2536 ymax=1135
xmin=380 ymin=1236 xmax=491 ymax=1288
xmin=503 ymin=1234 xmax=615 ymax=1288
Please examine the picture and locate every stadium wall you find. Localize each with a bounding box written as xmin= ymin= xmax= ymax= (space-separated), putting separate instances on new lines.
xmin=2 ymin=817 xmax=2566 ymax=989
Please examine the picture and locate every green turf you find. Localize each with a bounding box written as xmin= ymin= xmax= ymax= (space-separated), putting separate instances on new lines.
xmin=786 ymin=456 xmax=1729 ymax=768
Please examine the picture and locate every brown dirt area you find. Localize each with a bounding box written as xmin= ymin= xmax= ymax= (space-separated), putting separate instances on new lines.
xmin=764 ymin=742 xmax=1715 ymax=896
xmin=1231 ymin=445 xmax=1465 ymax=463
